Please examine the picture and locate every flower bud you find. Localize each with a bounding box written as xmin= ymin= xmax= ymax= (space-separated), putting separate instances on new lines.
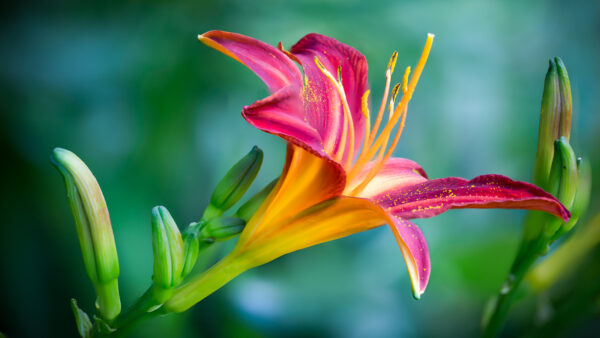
xmin=151 ymin=206 xmax=184 ymax=293
xmin=534 ymin=58 xmax=574 ymax=190
xmin=202 ymin=217 xmax=246 ymax=242
xmin=51 ymin=148 xmax=121 ymax=319
xmin=181 ymin=226 xmax=201 ymax=278
xmin=543 ymin=137 xmax=578 ymax=237
xmin=235 ymin=178 xmax=278 ymax=222
xmin=555 ymin=138 xmax=578 ymax=210
xmin=553 ymin=157 xmax=591 ymax=239
xmin=534 ymin=60 xmax=560 ymax=188
xmin=555 ymin=57 xmax=572 ymax=140
xmin=204 ymin=146 xmax=263 ymax=220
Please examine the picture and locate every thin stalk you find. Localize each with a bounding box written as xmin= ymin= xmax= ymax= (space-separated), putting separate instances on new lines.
xmin=483 ymin=229 xmax=550 ymax=337
xmin=103 ymin=287 xmax=160 ymax=336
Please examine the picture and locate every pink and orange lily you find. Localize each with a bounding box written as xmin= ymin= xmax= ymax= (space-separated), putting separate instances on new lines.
xmin=165 ymin=31 xmax=569 ymax=311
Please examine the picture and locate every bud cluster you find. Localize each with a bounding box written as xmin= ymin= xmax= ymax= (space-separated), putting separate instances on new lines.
xmin=53 ymin=145 xmax=276 ymax=331
xmin=532 ymin=57 xmax=590 ymax=242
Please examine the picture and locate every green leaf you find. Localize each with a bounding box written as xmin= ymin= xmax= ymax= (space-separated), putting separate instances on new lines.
xmin=70 ymin=299 xmax=93 ymax=338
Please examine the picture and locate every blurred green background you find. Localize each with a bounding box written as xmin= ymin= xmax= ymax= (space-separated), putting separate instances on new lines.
xmin=1 ymin=0 xmax=599 ymax=337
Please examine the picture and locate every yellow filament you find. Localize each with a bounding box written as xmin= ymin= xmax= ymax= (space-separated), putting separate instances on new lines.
xmin=314 ymin=56 xmax=356 ymax=168
xmin=349 ymin=34 xmax=434 ymax=194
xmin=360 ymin=34 xmax=433 ymax=166
xmin=350 ymin=106 xmax=407 ymax=195
xmin=367 ymin=51 xmax=397 ymax=148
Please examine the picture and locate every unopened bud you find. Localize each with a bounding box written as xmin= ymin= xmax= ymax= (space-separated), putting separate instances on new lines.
xmin=181 ymin=226 xmax=201 ymax=278
xmin=544 ymin=137 xmax=578 ymax=237
xmin=534 ymin=60 xmax=560 ymax=188
xmin=204 ymin=146 xmax=263 ymax=219
xmin=235 ymin=178 xmax=278 ymax=222
xmin=555 ymin=57 xmax=572 ymax=140
xmin=202 ymin=217 xmax=245 ymax=242
xmin=51 ymin=148 xmax=121 ymax=319
xmin=553 ymin=157 xmax=591 ymax=239
xmin=534 ymin=58 xmax=574 ymax=189
xmin=151 ymin=206 xmax=184 ymax=298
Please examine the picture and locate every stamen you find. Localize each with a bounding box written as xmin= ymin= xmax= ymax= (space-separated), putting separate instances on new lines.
xmin=360 ymin=90 xmax=371 ymax=155
xmin=361 ymin=90 xmax=371 ymax=119
xmin=347 ymin=51 xmax=399 ymax=181
xmin=389 ymin=83 xmax=401 ymax=120
xmin=350 ymin=34 xmax=434 ymax=195
xmin=367 ymin=51 xmax=398 ymax=148
xmin=387 ymin=51 xmax=398 ymax=76
xmin=350 ymin=105 xmax=407 ymax=196
xmin=314 ymin=56 xmax=356 ymax=168
xmin=337 ymin=65 xmax=343 ymax=83
xmin=361 ymin=34 xmax=434 ymax=165
xmin=402 ymin=67 xmax=411 ymax=94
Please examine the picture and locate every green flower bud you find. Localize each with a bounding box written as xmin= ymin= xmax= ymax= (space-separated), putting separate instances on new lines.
xmin=534 ymin=58 xmax=574 ymax=190
xmin=181 ymin=226 xmax=201 ymax=278
xmin=151 ymin=206 xmax=184 ymax=295
xmin=553 ymin=157 xmax=591 ymax=239
xmin=51 ymin=148 xmax=121 ymax=320
xmin=204 ymin=146 xmax=263 ymax=220
xmin=555 ymin=138 xmax=578 ymax=210
xmin=544 ymin=137 xmax=578 ymax=237
xmin=235 ymin=178 xmax=278 ymax=222
xmin=555 ymin=57 xmax=572 ymax=140
xmin=534 ymin=60 xmax=560 ymax=188
xmin=202 ymin=217 xmax=246 ymax=242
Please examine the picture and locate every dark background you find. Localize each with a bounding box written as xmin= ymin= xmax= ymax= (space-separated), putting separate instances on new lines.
xmin=1 ymin=0 xmax=599 ymax=337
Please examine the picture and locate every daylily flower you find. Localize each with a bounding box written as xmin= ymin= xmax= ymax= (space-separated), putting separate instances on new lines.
xmin=165 ymin=31 xmax=569 ymax=312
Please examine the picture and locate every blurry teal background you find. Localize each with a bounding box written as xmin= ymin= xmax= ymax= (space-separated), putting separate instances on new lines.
xmin=1 ymin=0 xmax=599 ymax=337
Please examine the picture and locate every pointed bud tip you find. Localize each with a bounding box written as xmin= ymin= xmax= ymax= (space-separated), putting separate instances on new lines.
xmin=51 ymin=147 xmax=75 ymax=166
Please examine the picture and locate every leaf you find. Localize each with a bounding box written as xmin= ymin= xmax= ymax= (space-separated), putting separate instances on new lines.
xmin=70 ymin=299 xmax=92 ymax=338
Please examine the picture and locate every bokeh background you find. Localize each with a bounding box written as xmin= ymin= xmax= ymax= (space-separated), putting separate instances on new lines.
xmin=1 ymin=0 xmax=599 ymax=337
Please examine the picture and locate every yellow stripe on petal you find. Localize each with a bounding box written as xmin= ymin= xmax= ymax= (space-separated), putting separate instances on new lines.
xmin=236 ymin=145 xmax=346 ymax=250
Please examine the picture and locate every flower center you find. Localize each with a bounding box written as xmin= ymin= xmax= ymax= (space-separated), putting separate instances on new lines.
xmin=314 ymin=34 xmax=435 ymax=196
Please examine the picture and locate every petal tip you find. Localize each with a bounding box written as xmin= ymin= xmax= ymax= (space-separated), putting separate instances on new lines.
xmin=412 ymin=288 xmax=422 ymax=300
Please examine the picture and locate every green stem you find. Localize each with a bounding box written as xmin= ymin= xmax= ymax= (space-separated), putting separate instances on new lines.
xmin=103 ymin=287 xmax=160 ymax=336
xmin=483 ymin=237 xmax=547 ymax=338
xmin=162 ymin=253 xmax=252 ymax=313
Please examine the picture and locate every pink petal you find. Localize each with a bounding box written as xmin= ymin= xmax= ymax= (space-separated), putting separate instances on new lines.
xmin=389 ymin=217 xmax=430 ymax=299
xmin=290 ymin=34 xmax=369 ymax=160
xmin=199 ymin=31 xmax=302 ymax=92
xmin=374 ymin=174 xmax=570 ymax=221
xmin=347 ymin=158 xmax=428 ymax=197
xmin=242 ymin=86 xmax=329 ymax=159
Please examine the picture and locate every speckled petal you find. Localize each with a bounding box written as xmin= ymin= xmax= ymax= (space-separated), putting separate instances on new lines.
xmin=374 ymin=174 xmax=570 ymax=221
xmin=199 ymin=30 xmax=302 ymax=92
xmin=242 ymin=85 xmax=328 ymax=158
xmin=291 ymin=33 xmax=369 ymax=160
xmin=389 ymin=217 xmax=430 ymax=299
